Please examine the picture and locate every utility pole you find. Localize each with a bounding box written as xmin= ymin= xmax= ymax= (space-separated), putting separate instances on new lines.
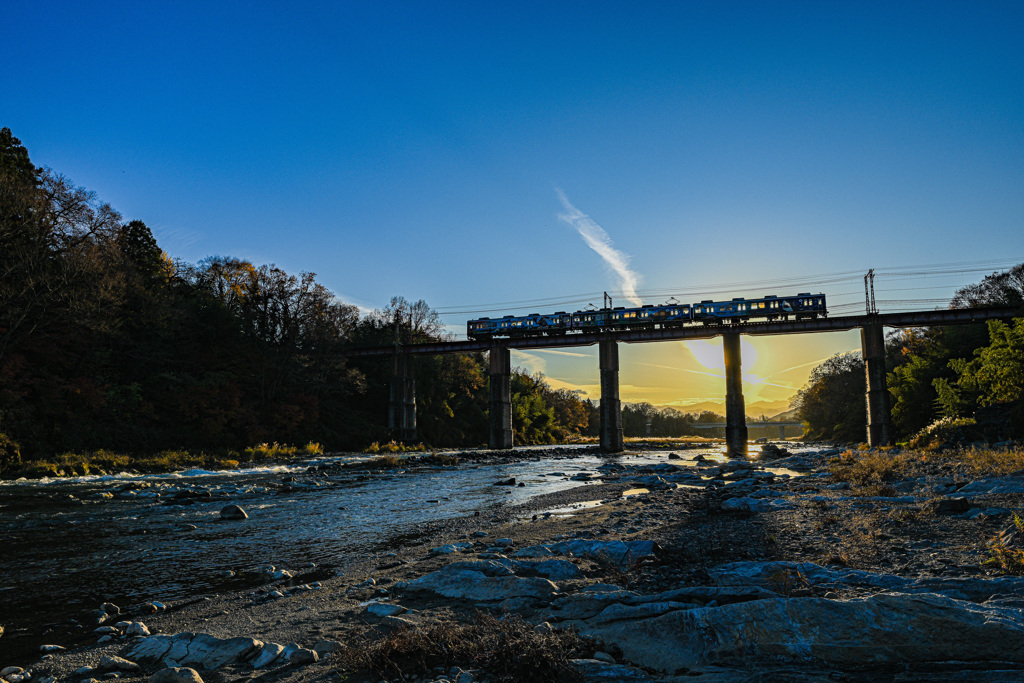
xmin=864 ymin=269 xmax=877 ymax=314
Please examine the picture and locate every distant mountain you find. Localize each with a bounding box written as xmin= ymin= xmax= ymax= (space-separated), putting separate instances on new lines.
xmin=652 ymin=399 xmax=795 ymax=420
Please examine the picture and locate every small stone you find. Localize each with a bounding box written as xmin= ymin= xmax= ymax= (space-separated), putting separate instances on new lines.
xmin=220 ymin=504 xmax=248 ymax=520
xmin=125 ymin=622 xmax=150 ymax=637
xmin=97 ymin=636 xmax=114 ymax=644
xmin=74 ymin=668 xmax=94 ymax=676
xmin=593 ymin=651 xmax=616 ymax=664
xmin=287 ymin=648 xmax=319 ymax=665
xmin=1 ymin=669 xmax=23 ymax=678
xmin=99 ymin=656 xmax=141 ymax=672
xmin=95 ymin=626 xmax=120 ymax=635
xmin=148 ymin=668 xmax=204 ymax=683
xmin=366 ymin=603 xmax=406 ymax=618
xmin=100 ymin=602 xmax=120 ymax=615
xmin=39 ymin=644 xmax=65 ymax=653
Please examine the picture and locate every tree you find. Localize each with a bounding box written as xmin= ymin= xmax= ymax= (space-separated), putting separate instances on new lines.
xmin=793 ymin=352 xmax=866 ymax=441
xmin=951 ymin=264 xmax=1024 ymax=309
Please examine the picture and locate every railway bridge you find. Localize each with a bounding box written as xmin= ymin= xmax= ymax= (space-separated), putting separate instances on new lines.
xmin=344 ymin=306 xmax=1017 ymax=457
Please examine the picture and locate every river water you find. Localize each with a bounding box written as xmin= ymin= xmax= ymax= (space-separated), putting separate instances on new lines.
xmin=0 ymin=443 xmax=807 ymax=664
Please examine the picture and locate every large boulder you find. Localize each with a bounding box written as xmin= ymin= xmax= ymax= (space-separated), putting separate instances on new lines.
xmin=400 ymin=567 xmax=559 ymax=602
xmin=579 ymin=593 xmax=1024 ymax=672
xmin=126 ymin=633 xmax=263 ymax=670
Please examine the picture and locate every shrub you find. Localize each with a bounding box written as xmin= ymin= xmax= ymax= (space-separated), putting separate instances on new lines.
xmin=909 ymin=416 xmax=979 ymax=450
xmin=985 ymin=513 xmax=1024 ymax=574
xmin=334 ymin=612 xmax=587 ymax=683
xmin=0 ymin=433 xmax=22 ymax=472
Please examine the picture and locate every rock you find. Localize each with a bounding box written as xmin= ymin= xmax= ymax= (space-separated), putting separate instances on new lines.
xmin=593 ymin=651 xmax=616 ymax=663
xmin=580 ymin=593 xmax=1024 ymax=672
xmin=513 ymin=540 xmax=657 ymax=568
xmin=125 ymin=622 xmax=151 ymax=637
xmin=95 ymin=626 xmax=119 ymax=635
xmin=668 ymin=453 xmax=682 ymax=460
xmin=126 ymin=633 xmax=263 ymax=670
xmin=250 ymin=643 xmax=285 ymax=669
xmin=39 ymin=644 xmax=65 ymax=653
xmin=928 ymin=497 xmax=972 ymax=513
xmin=570 ymin=659 xmax=656 ymax=681
xmin=219 ymin=504 xmax=247 ymax=520
xmin=710 ymin=560 xmax=1024 ymax=603
xmin=148 ymin=668 xmax=204 ymax=683
xmin=100 ymin=602 xmax=120 ymax=615
xmin=402 ymin=567 xmax=559 ymax=602
xmin=98 ymin=656 xmax=141 ymax=672
xmin=1 ymin=669 xmax=22 ymax=678
xmin=287 ymin=648 xmax=319 ymax=665
xmin=429 ymin=543 xmax=473 ymax=555
xmin=365 ymin=602 xmax=406 ymax=617
xmin=493 ymin=478 xmax=516 ymax=486
xmin=532 ymin=559 xmax=584 ymax=581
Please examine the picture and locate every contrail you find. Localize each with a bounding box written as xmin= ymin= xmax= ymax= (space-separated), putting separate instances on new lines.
xmin=556 ymin=188 xmax=642 ymax=306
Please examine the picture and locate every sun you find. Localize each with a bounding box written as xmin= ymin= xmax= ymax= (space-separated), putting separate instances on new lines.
xmin=682 ymin=338 xmax=759 ymax=374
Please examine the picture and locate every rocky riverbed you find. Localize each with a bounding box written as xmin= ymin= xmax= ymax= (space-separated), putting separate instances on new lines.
xmin=6 ymin=443 xmax=1024 ymax=682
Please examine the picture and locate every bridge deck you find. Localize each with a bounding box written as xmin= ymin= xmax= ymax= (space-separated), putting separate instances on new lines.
xmin=343 ymin=306 xmax=1018 ymax=357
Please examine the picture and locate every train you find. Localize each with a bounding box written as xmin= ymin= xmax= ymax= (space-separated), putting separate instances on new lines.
xmin=467 ymin=292 xmax=827 ymax=339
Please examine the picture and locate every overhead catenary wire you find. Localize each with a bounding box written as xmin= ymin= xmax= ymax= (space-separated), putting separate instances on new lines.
xmin=432 ymin=257 xmax=1023 ymax=319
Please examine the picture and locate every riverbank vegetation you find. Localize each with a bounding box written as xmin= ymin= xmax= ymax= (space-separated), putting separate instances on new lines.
xmin=794 ymin=264 xmax=1023 ymax=444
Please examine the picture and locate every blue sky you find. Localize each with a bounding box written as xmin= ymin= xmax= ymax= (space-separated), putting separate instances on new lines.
xmin=4 ymin=1 xmax=1022 ymax=414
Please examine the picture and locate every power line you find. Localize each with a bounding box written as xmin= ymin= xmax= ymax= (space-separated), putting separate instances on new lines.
xmin=431 ymin=257 xmax=1023 ymax=318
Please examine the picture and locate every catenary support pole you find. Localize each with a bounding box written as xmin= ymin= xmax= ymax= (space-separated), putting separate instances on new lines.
xmin=599 ymin=338 xmax=624 ymax=452
xmin=861 ymin=319 xmax=893 ymax=446
xmin=723 ymin=333 xmax=748 ymax=457
xmin=489 ymin=344 xmax=513 ymax=450
xmin=388 ymin=352 xmax=416 ymax=441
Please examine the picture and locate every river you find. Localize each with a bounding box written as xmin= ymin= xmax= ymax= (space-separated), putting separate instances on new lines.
xmin=0 ymin=443 xmax=808 ymax=665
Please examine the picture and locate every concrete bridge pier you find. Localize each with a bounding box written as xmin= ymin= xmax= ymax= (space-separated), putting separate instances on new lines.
xmin=779 ymin=424 xmax=786 ymax=440
xmin=489 ymin=344 xmax=514 ymax=450
xmin=861 ymin=320 xmax=893 ymax=446
xmin=388 ymin=352 xmax=417 ymax=441
xmin=723 ymin=333 xmax=748 ymax=457
xmin=599 ymin=339 xmax=624 ymax=452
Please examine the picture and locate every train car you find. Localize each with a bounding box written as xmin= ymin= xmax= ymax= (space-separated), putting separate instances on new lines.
xmin=693 ymin=294 xmax=827 ymax=323
xmin=468 ymin=311 xmax=571 ymax=339
xmin=468 ymin=293 xmax=825 ymax=338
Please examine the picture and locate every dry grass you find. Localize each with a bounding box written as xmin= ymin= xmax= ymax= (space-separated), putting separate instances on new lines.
xmin=829 ymin=446 xmax=1024 ymax=494
xmin=828 ymin=449 xmax=910 ymax=494
xmin=365 ymin=440 xmax=427 ymax=454
xmin=334 ymin=613 xmax=588 ymax=683
xmin=5 ymin=441 xmax=325 ymax=479
xmin=985 ymin=513 xmax=1024 ymax=575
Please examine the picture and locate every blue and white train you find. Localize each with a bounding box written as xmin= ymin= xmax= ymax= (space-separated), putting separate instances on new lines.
xmin=467 ymin=293 xmax=827 ymax=339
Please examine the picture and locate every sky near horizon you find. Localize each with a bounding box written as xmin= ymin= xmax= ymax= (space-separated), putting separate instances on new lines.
xmin=4 ymin=1 xmax=1023 ymax=414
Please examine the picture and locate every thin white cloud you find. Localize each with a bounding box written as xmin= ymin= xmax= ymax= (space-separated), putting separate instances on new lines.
xmin=532 ymin=348 xmax=592 ymax=358
xmin=556 ymin=188 xmax=642 ymax=306
xmin=763 ymin=348 xmax=861 ymax=380
xmin=510 ymin=349 xmax=547 ymax=376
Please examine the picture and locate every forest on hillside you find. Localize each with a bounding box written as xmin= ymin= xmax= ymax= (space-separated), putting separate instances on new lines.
xmin=0 ymin=128 xmax=729 ymax=467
